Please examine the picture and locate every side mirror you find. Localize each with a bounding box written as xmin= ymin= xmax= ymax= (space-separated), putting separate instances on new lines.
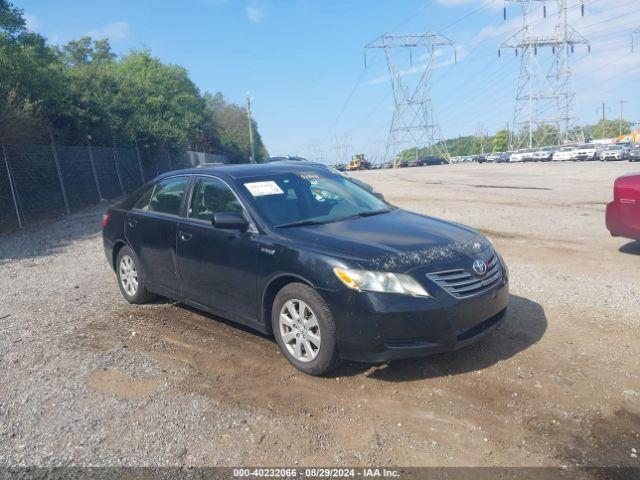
xmin=212 ymin=212 xmax=249 ymax=231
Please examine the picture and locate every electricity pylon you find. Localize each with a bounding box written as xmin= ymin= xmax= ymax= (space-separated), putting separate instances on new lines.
xmin=501 ymin=1 xmax=589 ymax=148
xmin=365 ymin=33 xmax=456 ymax=163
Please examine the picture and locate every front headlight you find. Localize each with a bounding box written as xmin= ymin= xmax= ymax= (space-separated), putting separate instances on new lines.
xmin=333 ymin=267 xmax=431 ymax=297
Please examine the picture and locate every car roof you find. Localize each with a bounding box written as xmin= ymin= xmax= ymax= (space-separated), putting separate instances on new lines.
xmin=157 ymin=161 xmax=331 ymax=180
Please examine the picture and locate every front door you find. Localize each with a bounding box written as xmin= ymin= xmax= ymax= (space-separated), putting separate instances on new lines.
xmin=176 ymin=175 xmax=259 ymax=324
xmin=125 ymin=175 xmax=190 ymax=296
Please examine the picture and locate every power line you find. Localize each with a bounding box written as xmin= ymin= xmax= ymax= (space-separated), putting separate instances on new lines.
xmin=501 ymin=0 xmax=590 ymax=148
xmin=365 ymin=32 xmax=457 ymax=162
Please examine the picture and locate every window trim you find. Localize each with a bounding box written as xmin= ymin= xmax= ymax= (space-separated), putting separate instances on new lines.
xmin=130 ymin=174 xmax=192 ymax=219
xmin=185 ymin=174 xmax=258 ymax=232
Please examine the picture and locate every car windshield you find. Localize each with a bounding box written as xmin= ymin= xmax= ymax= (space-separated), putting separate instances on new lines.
xmin=240 ymin=171 xmax=391 ymax=227
xmin=607 ymin=145 xmax=623 ymax=150
xmin=559 ymin=147 xmax=574 ymax=151
xmin=579 ymin=144 xmax=594 ymax=149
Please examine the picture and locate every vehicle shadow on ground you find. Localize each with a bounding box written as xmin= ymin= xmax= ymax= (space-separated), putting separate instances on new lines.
xmin=332 ymin=293 xmax=547 ymax=382
xmin=618 ymin=240 xmax=640 ymax=256
xmin=0 ymin=203 xmax=107 ymax=262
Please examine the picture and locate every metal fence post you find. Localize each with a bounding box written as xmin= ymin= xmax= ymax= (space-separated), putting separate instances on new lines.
xmin=87 ymin=142 xmax=102 ymax=201
xmin=50 ymin=133 xmax=70 ymax=214
xmin=167 ymin=150 xmax=172 ymax=171
xmin=2 ymin=144 xmax=22 ymax=229
xmin=112 ymin=147 xmax=125 ymax=197
xmin=135 ymin=140 xmax=145 ymax=184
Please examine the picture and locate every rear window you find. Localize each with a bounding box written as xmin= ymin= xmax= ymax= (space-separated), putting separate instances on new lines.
xmin=142 ymin=177 xmax=190 ymax=216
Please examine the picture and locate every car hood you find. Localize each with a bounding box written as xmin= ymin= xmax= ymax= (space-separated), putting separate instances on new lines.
xmin=282 ymin=209 xmax=491 ymax=272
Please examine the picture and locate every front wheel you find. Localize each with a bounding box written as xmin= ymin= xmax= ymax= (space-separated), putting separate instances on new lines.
xmin=116 ymin=246 xmax=155 ymax=304
xmin=272 ymin=283 xmax=341 ymax=376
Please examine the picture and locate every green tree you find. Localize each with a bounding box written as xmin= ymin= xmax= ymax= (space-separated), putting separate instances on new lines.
xmin=492 ymin=129 xmax=509 ymax=152
xmin=203 ymin=92 xmax=268 ymax=163
xmin=586 ymin=119 xmax=632 ymax=140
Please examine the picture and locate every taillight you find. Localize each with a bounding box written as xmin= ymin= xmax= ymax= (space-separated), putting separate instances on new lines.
xmin=102 ymin=213 xmax=111 ymax=228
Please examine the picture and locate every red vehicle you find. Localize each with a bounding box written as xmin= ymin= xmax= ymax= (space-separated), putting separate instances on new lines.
xmin=606 ymin=173 xmax=640 ymax=240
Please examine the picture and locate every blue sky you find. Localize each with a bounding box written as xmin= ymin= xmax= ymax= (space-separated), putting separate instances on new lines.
xmin=18 ymin=0 xmax=640 ymax=162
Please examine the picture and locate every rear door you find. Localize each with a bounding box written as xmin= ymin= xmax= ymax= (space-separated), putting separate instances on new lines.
xmin=125 ymin=175 xmax=191 ymax=296
xmin=176 ymin=175 xmax=259 ymax=324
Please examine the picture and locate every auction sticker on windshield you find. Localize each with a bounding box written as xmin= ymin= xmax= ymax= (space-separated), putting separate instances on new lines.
xmin=244 ymin=181 xmax=284 ymax=196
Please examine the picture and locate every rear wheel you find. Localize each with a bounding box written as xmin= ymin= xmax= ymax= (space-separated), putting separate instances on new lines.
xmin=116 ymin=246 xmax=154 ymax=304
xmin=272 ymin=283 xmax=341 ymax=376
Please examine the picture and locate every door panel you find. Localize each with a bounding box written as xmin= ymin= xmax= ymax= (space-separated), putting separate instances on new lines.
xmin=125 ymin=212 xmax=180 ymax=294
xmin=177 ymin=220 xmax=259 ymax=322
xmin=177 ymin=176 xmax=259 ymax=323
xmin=124 ymin=176 xmax=190 ymax=295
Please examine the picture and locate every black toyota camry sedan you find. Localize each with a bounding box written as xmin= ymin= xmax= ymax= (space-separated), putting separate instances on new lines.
xmin=102 ymin=162 xmax=509 ymax=375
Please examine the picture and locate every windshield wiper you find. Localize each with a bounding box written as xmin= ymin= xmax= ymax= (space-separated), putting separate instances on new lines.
xmin=356 ymin=208 xmax=392 ymax=218
xmin=275 ymin=219 xmax=329 ymax=228
xmin=276 ymin=209 xmax=392 ymax=228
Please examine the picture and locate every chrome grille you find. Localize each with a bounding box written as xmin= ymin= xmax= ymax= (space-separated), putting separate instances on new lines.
xmin=426 ymin=255 xmax=502 ymax=298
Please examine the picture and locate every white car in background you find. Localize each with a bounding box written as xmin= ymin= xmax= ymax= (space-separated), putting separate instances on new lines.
xmin=572 ymin=143 xmax=599 ymax=161
xmin=552 ymin=146 xmax=576 ymax=161
xmin=533 ymin=146 xmax=557 ymax=162
xmin=486 ymin=152 xmax=501 ymax=162
xmin=598 ymin=145 xmax=628 ymax=161
xmin=510 ymin=148 xmax=534 ymax=162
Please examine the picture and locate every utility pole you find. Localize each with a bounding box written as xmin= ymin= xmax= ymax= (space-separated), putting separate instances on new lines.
xmin=365 ymin=32 xmax=456 ymax=162
xmin=619 ymin=100 xmax=627 ymax=136
xmin=501 ymin=1 xmax=589 ymax=148
xmin=246 ymin=94 xmax=256 ymax=163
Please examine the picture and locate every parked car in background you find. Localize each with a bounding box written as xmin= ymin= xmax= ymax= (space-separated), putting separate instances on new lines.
xmin=533 ymin=146 xmax=557 ymax=162
xmin=606 ymin=172 xmax=640 ymax=241
xmin=572 ymin=143 xmax=599 ymax=161
xmin=419 ymin=156 xmax=447 ymax=166
xmin=629 ymin=146 xmax=640 ymax=162
xmin=552 ymin=146 xmax=576 ymax=161
xmin=510 ymin=149 xmax=534 ymax=162
xmin=334 ymin=164 xmax=348 ymax=172
xmin=598 ymin=144 xmax=628 ymax=161
xmin=497 ymin=152 xmax=511 ymax=163
xmin=383 ymin=162 xmax=394 ymax=169
xmin=267 ymin=156 xmax=307 ymax=163
xmin=473 ymin=155 xmax=488 ymax=163
xmin=486 ymin=152 xmax=501 ymax=162
xmin=102 ymin=163 xmax=509 ymax=375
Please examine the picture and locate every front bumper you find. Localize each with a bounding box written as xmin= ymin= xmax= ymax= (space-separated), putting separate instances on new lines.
xmin=321 ymin=276 xmax=509 ymax=363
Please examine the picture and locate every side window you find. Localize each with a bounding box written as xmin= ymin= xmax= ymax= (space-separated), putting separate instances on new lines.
xmin=133 ymin=185 xmax=154 ymax=211
xmin=147 ymin=177 xmax=189 ymax=216
xmin=188 ymin=177 xmax=244 ymax=222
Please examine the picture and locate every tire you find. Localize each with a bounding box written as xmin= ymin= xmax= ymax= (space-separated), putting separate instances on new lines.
xmin=115 ymin=246 xmax=155 ymax=304
xmin=272 ymin=283 xmax=341 ymax=376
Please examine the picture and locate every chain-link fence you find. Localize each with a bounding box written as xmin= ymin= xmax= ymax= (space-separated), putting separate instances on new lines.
xmin=0 ymin=142 xmax=227 ymax=233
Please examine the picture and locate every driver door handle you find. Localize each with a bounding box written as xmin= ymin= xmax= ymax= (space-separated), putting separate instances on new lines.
xmin=127 ymin=218 xmax=138 ymax=228
xmin=179 ymin=231 xmax=192 ymax=242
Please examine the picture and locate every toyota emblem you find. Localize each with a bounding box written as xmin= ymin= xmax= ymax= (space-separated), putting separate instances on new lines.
xmin=472 ymin=259 xmax=488 ymax=276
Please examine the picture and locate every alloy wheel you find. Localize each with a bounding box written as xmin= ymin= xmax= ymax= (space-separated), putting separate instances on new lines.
xmin=278 ymin=299 xmax=321 ymax=362
xmin=119 ymin=255 xmax=138 ymax=296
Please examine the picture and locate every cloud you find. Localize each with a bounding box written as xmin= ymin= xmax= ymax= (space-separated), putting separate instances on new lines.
xmin=245 ymin=5 xmax=265 ymax=23
xmin=24 ymin=13 xmax=39 ymax=31
xmin=85 ymin=21 xmax=131 ymax=40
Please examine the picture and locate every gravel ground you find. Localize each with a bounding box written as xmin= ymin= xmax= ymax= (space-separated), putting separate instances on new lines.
xmin=0 ymin=161 xmax=639 ymax=469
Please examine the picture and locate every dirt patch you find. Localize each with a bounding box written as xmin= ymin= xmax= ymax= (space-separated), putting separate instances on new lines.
xmin=86 ymin=368 xmax=161 ymax=400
